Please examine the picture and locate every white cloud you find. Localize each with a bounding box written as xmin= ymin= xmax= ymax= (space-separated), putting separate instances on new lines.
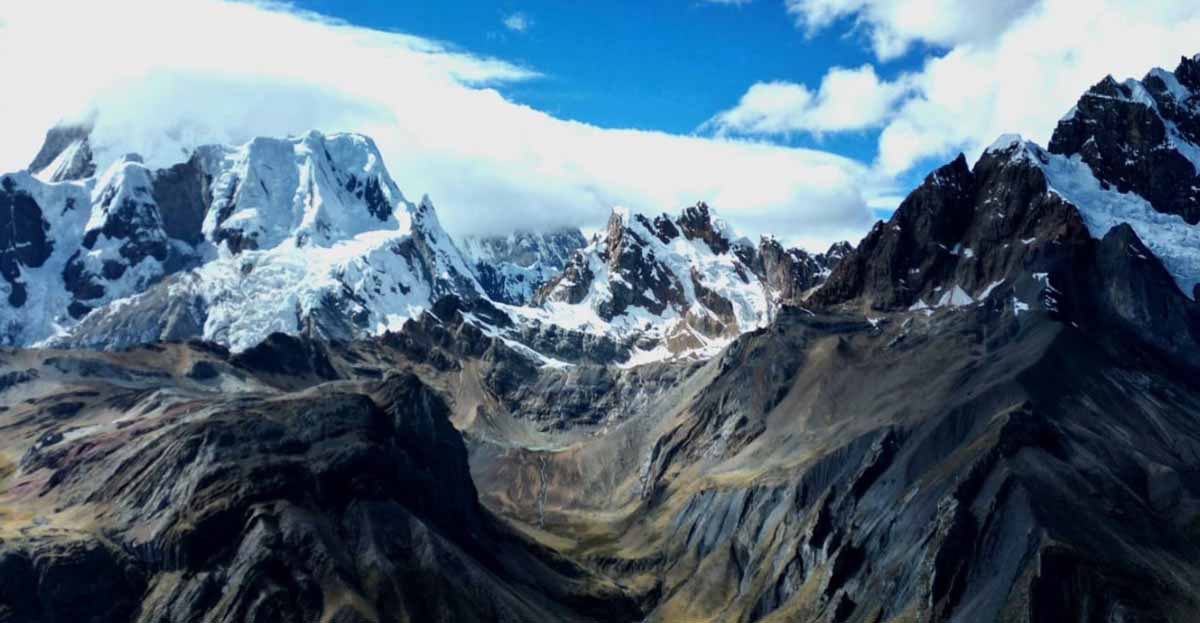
xmin=786 ymin=0 xmax=1040 ymax=60
xmin=503 ymin=12 xmax=532 ymax=33
xmin=723 ymin=0 xmax=1200 ymax=181
xmin=705 ymin=64 xmax=913 ymax=135
xmin=874 ymin=0 xmax=1200 ymax=175
xmin=0 ymin=0 xmax=874 ymax=250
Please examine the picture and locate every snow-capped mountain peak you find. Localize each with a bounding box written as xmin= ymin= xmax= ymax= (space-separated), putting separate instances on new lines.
xmin=812 ymin=54 xmax=1200 ymax=374
xmin=197 ymin=131 xmax=405 ymax=254
xmin=29 ymin=124 xmax=96 ymax=183
xmin=519 ymin=202 xmax=842 ymax=361
xmin=5 ymin=125 xmax=847 ymax=364
xmin=1049 ymin=55 xmax=1200 ymax=224
xmin=1 ymin=127 xmax=483 ymax=351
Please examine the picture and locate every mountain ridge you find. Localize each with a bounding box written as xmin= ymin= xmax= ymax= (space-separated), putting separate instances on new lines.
xmin=3 ymin=129 xmax=842 ymax=364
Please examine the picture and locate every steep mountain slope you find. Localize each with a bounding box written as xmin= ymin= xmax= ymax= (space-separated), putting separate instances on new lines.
xmin=815 ymin=54 xmax=1200 ymax=367
xmin=0 ymin=340 xmax=641 ymax=623
xmin=454 ymin=55 xmax=1200 ymax=622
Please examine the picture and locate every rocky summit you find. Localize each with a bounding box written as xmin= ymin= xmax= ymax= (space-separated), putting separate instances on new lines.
xmin=4 ymin=55 xmax=1200 ymax=623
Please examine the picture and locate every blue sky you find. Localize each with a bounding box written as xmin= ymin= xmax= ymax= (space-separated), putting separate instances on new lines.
xmin=299 ymin=2 xmax=873 ymax=130
xmin=297 ymin=0 xmax=921 ymax=173
xmin=4 ymin=1 xmax=1200 ymax=249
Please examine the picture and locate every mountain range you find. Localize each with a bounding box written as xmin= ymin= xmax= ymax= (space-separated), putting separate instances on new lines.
xmin=1 ymin=128 xmax=844 ymax=364
xmin=2 ymin=54 xmax=1200 ymax=623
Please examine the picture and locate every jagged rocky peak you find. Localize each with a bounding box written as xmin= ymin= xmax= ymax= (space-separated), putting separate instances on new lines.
xmin=460 ymin=226 xmax=587 ymax=305
xmin=813 ymin=62 xmax=1200 ymax=366
xmin=814 ymin=138 xmax=1096 ymax=314
xmin=525 ymin=202 xmax=844 ymax=360
xmin=62 ymin=155 xmax=177 ymax=321
xmin=817 ymin=54 xmax=1200 ymax=322
xmin=1050 ymin=54 xmax=1200 ymax=223
xmin=753 ymin=236 xmax=850 ymax=304
xmin=28 ymin=123 xmax=96 ymax=182
xmin=1 ymin=127 xmax=483 ymax=351
xmin=675 ymin=201 xmax=731 ymax=253
xmin=535 ymin=203 xmax=746 ymax=320
xmin=1 ymin=152 xmax=187 ymax=343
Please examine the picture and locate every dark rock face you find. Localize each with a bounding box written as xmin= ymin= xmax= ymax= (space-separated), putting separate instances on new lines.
xmin=0 ymin=540 xmax=146 ymax=623
xmin=56 ymin=163 xmax=174 ymax=317
xmin=343 ymin=175 xmax=391 ymax=222
xmin=1049 ymin=57 xmax=1200 ymax=223
xmin=676 ymin=202 xmax=729 ymax=254
xmin=0 ymin=177 xmax=53 ymax=307
xmin=88 ymin=171 xmax=169 ymax=266
xmin=690 ymin=267 xmax=737 ymax=328
xmin=538 ymin=210 xmax=688 ymax=320
xmin=814 ymin=146 xmax=1089 ymax=311
xmin=605 ymin=215 xmax=686 ymax=319
xmin=52 ymin=272 xmax=209 ymax=348
xmin=152 ymin=155 xmax=212 ymax=245
xmin=0 ymin=368 xmax=37 ymax=393
xmin=393 ymin=295 xmax=636 ymax=368
xmin=186 ymin=359 xmax=221 ymax=380
xmin=753 ymin=237 xmax=845 ymax=305
xmin=230 ymin=332 xmax=340 ymax=382
xmin=1086 ymin=223 xmax=1200 ymax=367
xmin=814 ymin=137 xmax=1200 ymax=369
xmin=472 ymin=262 xmax=523 ymax=304
xmin=60 ymin=253 xmax=105 ymax=316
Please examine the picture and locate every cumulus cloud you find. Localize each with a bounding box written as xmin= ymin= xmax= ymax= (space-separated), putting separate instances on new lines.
xmin=705 ymin=64 xmax=913 ymax=135
xmin=503 ymin=12 xmax=532 ymax=33
xmin=0 ymin=0 xmax=875 ymax=250
xmin=786 ymin=0 xmax=1040 ymax=60
xmin=721 ymin=0 xmax=1200 ymax=180
xmin=874 ymin=0 xmax=1200 ymax=175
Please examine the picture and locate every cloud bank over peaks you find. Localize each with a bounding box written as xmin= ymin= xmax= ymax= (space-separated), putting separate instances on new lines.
xmin=0 ymin=0 xmax=877 ymax=252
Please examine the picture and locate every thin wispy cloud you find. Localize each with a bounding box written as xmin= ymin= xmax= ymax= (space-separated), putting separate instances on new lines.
xmin=503 ymin=12 xmax=532 ymax=33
